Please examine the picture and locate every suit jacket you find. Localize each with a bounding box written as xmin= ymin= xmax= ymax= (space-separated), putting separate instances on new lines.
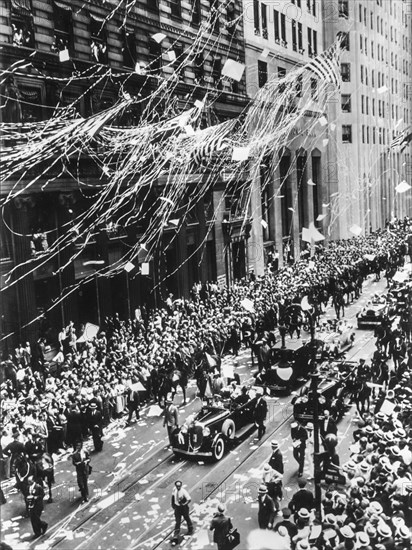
xmin=72 ymin=449 xmax=90 ymax=475
xmin=87 ymin=410 xmax=103 ymax=431
xmin=26 ymin=481 xmax=44 ymax=512
xmin=209 ymin=513 xmax=232 ymax=543
xmin=289 ymin=488 xmax=315 ymax=512
xmin=254 ymin=397 xmax=268 ymax=422
xmin=163 ymin=404 xmax=179 ymax=428
xmin=258 ymin=494 xmax=276 ymax=525
xmin=320 ymin=417 xmax=337 ymax=439
xmin=269 ymin=449 xmax=284 ymax=475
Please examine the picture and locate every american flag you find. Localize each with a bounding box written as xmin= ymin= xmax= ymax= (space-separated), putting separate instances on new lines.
xmin=305 ymin=42 xmax=342 ymax=88
xmin=390 ymin=126 xmax=412 ymax=150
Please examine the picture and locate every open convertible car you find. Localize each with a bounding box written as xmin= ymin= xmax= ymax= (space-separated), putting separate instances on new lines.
xmin=357 ymin=294 xmax=388 ymax=328
xmin=292 ymin=360 xmax=357 ymax=424
xmin=317 ymin=320 xmax=355 ymax=358
xmin=254 ymin=339 xmax=324 ymax=395
xmin=172 ymin=391 xmax=258 ymax=461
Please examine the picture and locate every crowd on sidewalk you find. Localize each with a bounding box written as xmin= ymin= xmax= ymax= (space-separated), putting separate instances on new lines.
xmin=247 ymin=340 xmax=412 ymax=550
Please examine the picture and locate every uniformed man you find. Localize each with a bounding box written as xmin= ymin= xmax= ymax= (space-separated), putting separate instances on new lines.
xmin=71 ymin=441 xmax=91 ymax=503
xmin=291 ymin=421 xmax=308 ymax=477
xmin=87 ymin=402 xmax=103 ymax=452
xmin=254 ymin=388 xmax=268 ymax=439
xmin=163 ymin=396 xmax=179 ymax=447
xmin=26 ymin=475 xmax=48 ymax=538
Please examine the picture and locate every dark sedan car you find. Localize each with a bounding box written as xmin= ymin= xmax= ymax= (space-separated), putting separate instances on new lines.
xmin=254 ymin=339 xmax=324 ymax=395
xmin=172 ymin=391 xmax=258 ymax=461
xmin=292 ymin=360 xmax=357 ymax=423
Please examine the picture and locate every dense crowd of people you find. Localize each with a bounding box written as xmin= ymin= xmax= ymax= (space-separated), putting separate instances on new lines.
xmin=0 ymin=218 xmax=411 ymax=544
xmin=1 ymin=219 xmax=410 ymax=472
xmin=256 ymin=320 xmax=412 ymax=550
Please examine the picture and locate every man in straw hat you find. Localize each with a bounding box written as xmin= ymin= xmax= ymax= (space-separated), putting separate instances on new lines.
xmin=209 ymin=503 xmax=233 ymax=550
xmin=257 ymin=484 xmax=276 ymax=529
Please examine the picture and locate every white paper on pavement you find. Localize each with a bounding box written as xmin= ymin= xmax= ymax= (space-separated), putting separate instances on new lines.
xmin=147 ymin=405 xmax=164 ymax=417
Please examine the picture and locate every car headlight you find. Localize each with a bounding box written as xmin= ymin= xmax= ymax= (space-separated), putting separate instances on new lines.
xmin=203 ymin=427 xmax=211 ymax=437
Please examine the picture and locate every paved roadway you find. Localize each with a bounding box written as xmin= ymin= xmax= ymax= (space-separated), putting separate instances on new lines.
xmin=1 ymin=274 xmax=389 ymax=550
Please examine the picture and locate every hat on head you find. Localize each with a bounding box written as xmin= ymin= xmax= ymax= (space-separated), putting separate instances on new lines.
xmin=377 ymin=523 xmax=392 ymax=538
xmin=395 ymin=428 xmax=406 ymax=438
xmin=324 ymin=514 xmax=337 ymax=525
xmin=391 ymin=445 xmax=401 ymax=456
xmin=376 ymin=412 xmax=387 ymax=420
xmin=291 ymin=422 xmax=298 ymax=428
xmin=89 ymin=402 xmax=97 ymax=408
xmin=296 ymin=541 xmax=310 ymax=550
xmin=369 ymin=501 xmax=383 ymax=515
xmin=356 ymin=532 xmax=370 ymax=547
xmin=365 ymin=525 xmax=377 ymax=537
xmin=365 ymin=425 xmax=374 ymax=434
xmin=256 ymin=387 xmax=264 ymax=395
xmin=340 ymin=525 xmax=355 ymax=539
xmin=386 ymin=390 xmax=395 ymax=399
xmin=258 ymin=485 xmax=268 ymax=494
xmin=271 ymin=440 xmax=279 ymax=449
xmin=278 ymin=526 xmax=288 ymax=537
xmin=298 ymin=508 xmax=310 ymax=519
xmin=217 ymin=503 xmax=225 ymax=513
xmin=263 ymin=464 xmax=271 ymax=471
xmin=360 ymin=463 xmax=369 ymax=472
xmin=398 ymin=525 xmax=411 ymax=540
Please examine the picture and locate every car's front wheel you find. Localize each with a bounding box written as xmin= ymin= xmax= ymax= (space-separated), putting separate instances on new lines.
xmin=221 ymin=419 xmax=236 ymax=440
xmin=212 ymin=435 xmax=226 ymax=461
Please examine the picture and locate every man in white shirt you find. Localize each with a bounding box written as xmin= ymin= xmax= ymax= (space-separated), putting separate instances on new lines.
xmin=171 ymin=480 xmax=193 ymax=544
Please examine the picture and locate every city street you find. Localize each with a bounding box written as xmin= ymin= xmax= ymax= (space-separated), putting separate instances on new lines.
xmin=1 ymin=273 xmax=389 ymax=550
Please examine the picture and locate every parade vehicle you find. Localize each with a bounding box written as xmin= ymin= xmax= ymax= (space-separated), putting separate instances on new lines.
xmin=171 ymin=391 xmax=259 ymax=461
xmin=292 ymin=360 xmax=357 ymax=423
xmin=317 ymin=320 xmax=355 ymax=358
xmin=356 ymin=294 xmax=389 ymax=328
xmin=253 ymin=339 xmax=324 ymax=395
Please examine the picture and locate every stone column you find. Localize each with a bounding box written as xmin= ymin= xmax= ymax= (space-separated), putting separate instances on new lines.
xmin=290 ymin=153 xmax=300 ymax=260
xmin=248 ymin=164 xmax=265 ymax=276
xmin=272 ymin=161 xmax=284 ymax=269
xmin=11 ymin=198 xmax=38 ymax=345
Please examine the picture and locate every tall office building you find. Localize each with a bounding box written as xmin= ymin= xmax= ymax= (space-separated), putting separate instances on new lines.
xmin=243 ymin=0 xmax=336 ymax=271
xmin=0 ymin=0 xmax=248 ymax=350
xmin=323 ymin=0 xmax=412 ymax=238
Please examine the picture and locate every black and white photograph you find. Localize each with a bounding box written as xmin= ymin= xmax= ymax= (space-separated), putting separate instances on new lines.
xmin=0 ymin=0 xmax=411 ymax=549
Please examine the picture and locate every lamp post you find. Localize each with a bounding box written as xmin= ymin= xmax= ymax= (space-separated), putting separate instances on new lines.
xmin=301 ymin=296 xmax=322 ymax=519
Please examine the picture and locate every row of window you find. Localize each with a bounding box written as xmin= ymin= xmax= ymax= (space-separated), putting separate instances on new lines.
xmin=11 ymin=0 xmax=237 ymax=68
xmin=361 ymin=125 xmax=390 ymax=146
xmin=291 ymin=0 xmax=317 ymax=17
xmin=341 ymin=94 xmax=409 ymax=125
xmin=256 ymin=63 xmax=318 ymax=101
xmin=254 ymin=3 xmax=318 ymax=57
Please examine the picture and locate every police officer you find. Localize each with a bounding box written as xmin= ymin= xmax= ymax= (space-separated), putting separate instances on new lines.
xmin=163 ymin=395 xmax=179 ymax=447
xmin=87 ymin=402 xmax=103 ymax=452
xmin=254 ymin=388 xmax=268 ymax=440
xmin=26 ymin=475 xmax=48 ymax=538
xmin=291 ymin=421 xmax=308 ymax=477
